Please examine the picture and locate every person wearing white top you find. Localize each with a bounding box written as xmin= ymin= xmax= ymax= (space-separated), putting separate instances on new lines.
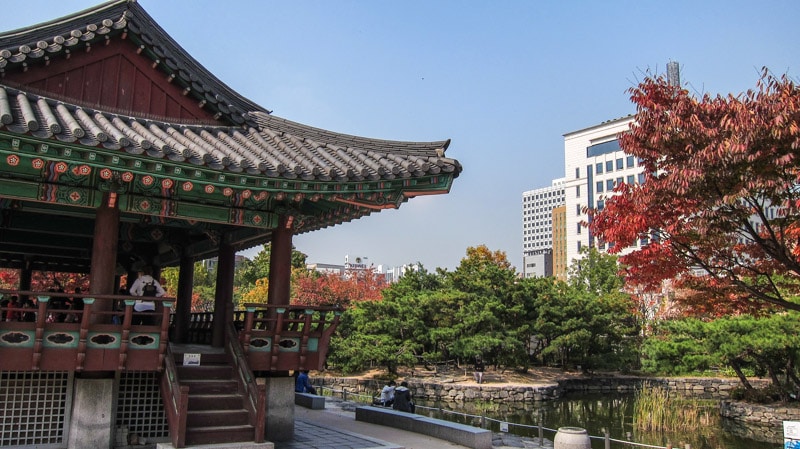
xmin=129 ymin=266 xmax=166 ymax=324
xmin=379 ymin=380 xmax=396 ymax=407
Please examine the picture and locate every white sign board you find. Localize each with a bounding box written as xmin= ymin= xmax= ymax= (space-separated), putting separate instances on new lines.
xmin=183 ymin=353 xmax=201 ymax=366
xmin=500 ymin=422 xmax=509 ymax=433
xmin=785 ymin=421 xmax=800 ymax=448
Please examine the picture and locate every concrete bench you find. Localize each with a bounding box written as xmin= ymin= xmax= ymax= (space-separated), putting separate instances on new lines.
xmin=355 ymin=406 xmax=492 ymax=449
xmin=295 ymin=392 xmax=325 ymax=410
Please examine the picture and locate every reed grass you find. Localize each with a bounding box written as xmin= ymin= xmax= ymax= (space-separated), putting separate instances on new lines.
xmin=633 ymin=387 xmax=718 ymax=432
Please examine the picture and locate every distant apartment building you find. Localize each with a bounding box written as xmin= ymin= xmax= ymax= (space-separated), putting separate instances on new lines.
xmin=306 ymin=255 xmax=419 ymax=284
xmin=564 ymin=115 xmax=645 ymax=267
xmin=201 ymin=255 xmax=248 ymax=272
xmin=521 ymin=178 xmax=565 ymax=278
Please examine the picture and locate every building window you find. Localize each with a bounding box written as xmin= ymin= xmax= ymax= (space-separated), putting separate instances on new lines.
xmin=577 ymin=223 xmax=582 ymax=234
xmin=638 ymin=173 xmax=646 ymax=184
xmin=587 ymin=139 xmax=621 ymax=157
xmin=576 ymin=185 xmax=580 ymax=198
xmin=597 ymin=199 xmax=604 ymax=210
xmin=627 ymin=175 xmax=635 ymax=184
xmin=595 ymin=162 xmax=603 ymax=174
xmin=575 ymin=167 xmax=580 ymax=178
xmin=576 ymin=204 xmax=581 ymax=215
xmin=596 ymin=181 xmax=603 ymax=193
xmin=606 ymin=161 xmax=613 ymax=172
xmin=616 ymin=158 xmax=623 ymax=170
xmin=606 ymin=179 xmax=614 ymax=190
xmin=627 ymin=156 xmax=635 ymax=168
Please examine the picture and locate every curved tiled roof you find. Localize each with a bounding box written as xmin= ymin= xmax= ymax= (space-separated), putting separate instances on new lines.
xmin=0 ymin=0 xmax=460 ymax=184
xmin=0 ymin=84 xmax=458 ymax=182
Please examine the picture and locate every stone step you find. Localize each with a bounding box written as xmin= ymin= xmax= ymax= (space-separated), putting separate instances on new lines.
xmin=177 ymin=364 xmax=233 ymax=380
xmin=187 ymin=408 xmax=250 ymax=427
xmin=182 ymin=378 xmax=239 ymax=395
xmin=188 ymin=393 xmax=245 ymax=410
xmin=184 ymin=424 xmax=255 ymax=446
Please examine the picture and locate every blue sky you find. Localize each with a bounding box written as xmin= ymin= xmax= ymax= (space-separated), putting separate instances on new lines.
xmin=5 ymin=1 xmax=799 ymax=272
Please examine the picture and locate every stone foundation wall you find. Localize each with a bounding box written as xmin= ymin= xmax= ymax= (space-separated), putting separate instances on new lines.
xmin=720 ymin=400 xmax=800 ymax=427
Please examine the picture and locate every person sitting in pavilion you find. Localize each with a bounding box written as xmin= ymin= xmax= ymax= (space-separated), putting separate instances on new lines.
xmin=129 ymin=266 xmax=166 ymax=325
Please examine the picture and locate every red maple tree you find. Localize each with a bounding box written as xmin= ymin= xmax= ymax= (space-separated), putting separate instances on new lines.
xmin=0 ymin=268 xmax=90 ymax=293
xmin=291 ymin=268 xmax=386 ymax=308
xmin=590 ymin=69 xmax=800 ymax=313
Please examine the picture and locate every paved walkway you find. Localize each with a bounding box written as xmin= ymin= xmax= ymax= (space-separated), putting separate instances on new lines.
xmin=277 ymin=398 xmax=554 ymax=449
xmin=282 ymin=400 xmax=467 ymax=449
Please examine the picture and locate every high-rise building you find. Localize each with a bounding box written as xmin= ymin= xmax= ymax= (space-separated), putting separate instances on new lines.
xmin=564 ymin=115 xmax=645 ymax=267
xmin=521 ymin=178 xmax=565 ymax=278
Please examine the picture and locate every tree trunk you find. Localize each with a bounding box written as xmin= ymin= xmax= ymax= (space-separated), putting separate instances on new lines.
xmin=730 ymin=359 xmax=753 ymax=390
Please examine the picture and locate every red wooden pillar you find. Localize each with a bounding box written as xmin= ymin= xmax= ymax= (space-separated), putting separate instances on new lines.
xmin=264 ymin=216 xmax=296 ymax=442
xmin=212 ymin=241 xmax=235 ymax=347
xmin=267 ymin=216 xmax=294 ymax=307
xmin=174 ymin=256 xmax=194 ymax=344
xmin=89 ymin=193 xmax=120 ymax=320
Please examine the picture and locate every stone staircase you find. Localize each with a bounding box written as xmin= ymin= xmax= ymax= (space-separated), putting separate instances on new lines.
xmin=174 ymin=349 xmax=257 ymax=446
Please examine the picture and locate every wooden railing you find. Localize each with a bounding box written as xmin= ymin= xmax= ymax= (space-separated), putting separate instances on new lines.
xmin=1 ymin=291 xmax=342 ymax=373
xmin=0 ymin=289 xmax=174 ymax=371
xmin=160 ymin=344 xmax=188 ymax=448
xmin=225 ymin=322 xmax=265 ymax=443
xmin=238 ymin=303 xmax=342 ymax=372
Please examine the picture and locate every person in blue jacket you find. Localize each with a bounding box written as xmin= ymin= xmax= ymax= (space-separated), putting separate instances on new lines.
xmin=295 ymin=370 xmax=317 ymax=395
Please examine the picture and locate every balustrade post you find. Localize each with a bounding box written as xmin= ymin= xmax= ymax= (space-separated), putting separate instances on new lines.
xmin=119 ymin=300 xmax=135 ymax=369
xmin=271 ymin=307 xmax=286 ymax=368
xmin=76 ymin=298 xmax=94 ymax=370
xmin=32 ymin=296 xmax=49 ymax=370
xmin=604 ymin=429 xmax=610 ymax=449
xmin=298 ymin=309 xmax=313 ymax=369
xmin=242 ymin=306 xmax=255 ymax=352
xmin=159 ymin=301 xmax=173 ymax=367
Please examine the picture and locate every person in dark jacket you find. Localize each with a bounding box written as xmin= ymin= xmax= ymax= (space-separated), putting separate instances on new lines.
xmin=392 ymin=381 xmax=415 ymax=413
xmin=295 ymin=370 xmax=317 ymax=395
xmin=474 ymin=356 xmax=485 ymax=384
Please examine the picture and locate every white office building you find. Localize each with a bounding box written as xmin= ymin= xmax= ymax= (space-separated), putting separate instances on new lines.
xmin=521 ymin=178 xmax=566 ymax=278
xmin=563 ymin=115 xmax=647 ymax=267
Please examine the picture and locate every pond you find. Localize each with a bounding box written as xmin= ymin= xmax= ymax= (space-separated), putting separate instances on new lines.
xmin=416 ymin=393 xmax=781 ymax=449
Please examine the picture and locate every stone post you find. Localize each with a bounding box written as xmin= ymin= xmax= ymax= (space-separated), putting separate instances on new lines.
xmin=67 ymin=378 xmax=114 ymax=449
xmin=264 ymin=376 xmax=295 ymax=441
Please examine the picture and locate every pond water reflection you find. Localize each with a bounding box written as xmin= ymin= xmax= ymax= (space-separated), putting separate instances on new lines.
xmin=416 ymin=393 xmax=781 ymax=449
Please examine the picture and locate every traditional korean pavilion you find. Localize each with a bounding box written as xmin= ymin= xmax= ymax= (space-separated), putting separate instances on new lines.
xmin=0 ymin=1 xmax=461 ymax=448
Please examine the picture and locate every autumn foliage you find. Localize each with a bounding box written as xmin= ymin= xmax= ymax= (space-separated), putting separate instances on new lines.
xmin=292 ymin=268 xmax=386 ymax=308
xmin=237 ymin=267 xmax=387 ymax=308
xmin=0 ymin=269 xmax=90 ymax=293
xmin=590 ymin=69 xmax=800 ymax=313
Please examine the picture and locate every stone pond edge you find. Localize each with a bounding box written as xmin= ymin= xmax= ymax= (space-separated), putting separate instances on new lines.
xmin=313 ymin=375 xmax=799 ymax=427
